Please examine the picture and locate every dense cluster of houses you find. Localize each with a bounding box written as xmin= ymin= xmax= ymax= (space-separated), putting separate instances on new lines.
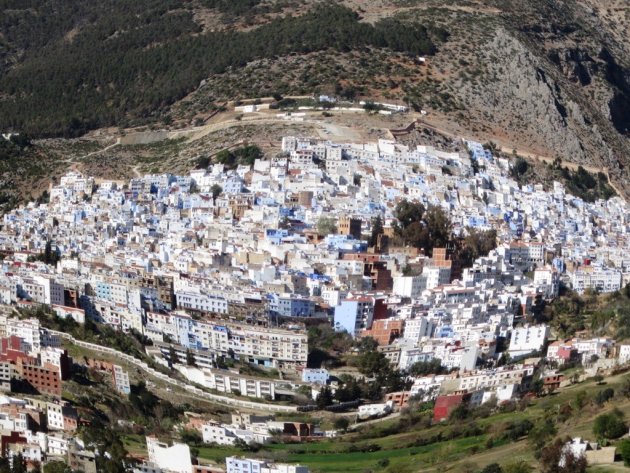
xmin=0 ymin=313 xmax=138 ymax=471
xmin=0 ymin=132 xmax=627 ymax=471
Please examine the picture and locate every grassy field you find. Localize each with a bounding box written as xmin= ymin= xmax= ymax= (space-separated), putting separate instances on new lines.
xmin=172 ymin=373 xmax=630 ymax=473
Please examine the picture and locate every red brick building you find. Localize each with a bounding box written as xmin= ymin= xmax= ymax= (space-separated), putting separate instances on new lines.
xmin=432 ymin=247 xmax=463 ymax=282
xmin=360 ymin=319 xmax=404 ymax=346
xmin=15 ymin=358 xmax=62 ymax=397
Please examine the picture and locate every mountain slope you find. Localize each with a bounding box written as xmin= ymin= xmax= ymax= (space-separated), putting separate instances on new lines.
xmin=0 ymin=1 xmax=439 ymax=137
xmin=389 ymin=0 xmax=630 ymax=194
xmin=0 ymin=0 xmax=629 ymax=194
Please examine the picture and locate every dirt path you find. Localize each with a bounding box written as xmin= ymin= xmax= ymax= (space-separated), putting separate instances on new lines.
xmin=60 ymin=138 xmax=121 ymax=164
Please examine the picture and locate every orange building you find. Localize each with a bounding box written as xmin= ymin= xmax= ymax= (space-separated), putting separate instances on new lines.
xmin=385 ymin=391 xmax=411 ymax=408
xmin=361 ymin=319 xmax=404 ymax=346
xmin=432 ymin=247 xmax=462 ymax=282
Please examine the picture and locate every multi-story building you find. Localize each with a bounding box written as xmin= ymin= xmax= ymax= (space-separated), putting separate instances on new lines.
xmin=403 ymin=317 xmax=434 ymax=344
xmin=0 ymin=362 xmax=13 ymax=391
xmin=360 ymin=318 xmax=403 ymax=346
xmin=176 ymin=291 xmax=229 ymax=314
xmin=392 ymin=276 xmax=426 ymax=298
xmin=269 ymin=294 xmax=315 ymax=318
xmin=509 ymin=324 xmax=549 ymax=358
xmin=15 ymin=359 xmax=62 ymax=397
xmin=571 ymin=267 xmax=622 ymax=293
xmin=337 ymin=217 xmax=362 ymax=240
xmin=457 ymin=365 xmax=534 ymax=392
xmin=112 ymin=364 xmax=131 ymax=394
xmin=334 ymin=297 xmax=375 ymax=337
xmin=6 ymin=319 xmax=42 ymax=354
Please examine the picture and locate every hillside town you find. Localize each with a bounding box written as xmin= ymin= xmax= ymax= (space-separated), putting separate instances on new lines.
xmin=0 ymin=135 xmax=627 ymax=471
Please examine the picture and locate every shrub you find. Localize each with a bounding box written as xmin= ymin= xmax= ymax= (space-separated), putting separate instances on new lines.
xmin=480 ymin=464 xmax=503 ymax=473
xmin=618 ymin=439 xmax=630 ymax=466
xmin=595 ymin=387 xmax=614 ymax=405
xmin=593 ymin=412 xmax=627 ymax=440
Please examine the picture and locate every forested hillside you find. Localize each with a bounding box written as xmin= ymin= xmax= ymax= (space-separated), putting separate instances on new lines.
xmin=0 ymin=1 xmax=440 ymax=137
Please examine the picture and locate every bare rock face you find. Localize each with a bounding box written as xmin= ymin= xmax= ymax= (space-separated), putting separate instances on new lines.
xmin=409 ymin=0 xmax=630 ymax=195
xmin=548 ymin=48 xmax=595 ymax=86
xmin=460 ymin=29 xmax=592 ymax=161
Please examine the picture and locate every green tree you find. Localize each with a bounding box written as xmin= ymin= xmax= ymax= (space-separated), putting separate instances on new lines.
xmin=424 ymin=206 xmax=451 ymax=248
xmin=528 ymin=418 xmax=557 ymax=452
xmin=357 ymin=350 xmax=388 ymax=377
xmin=42 ymin=240 xmax=60 ymax=266
xmin=448 ymin=403 xmax=469 ymax=421
xmin=459 ymin=228 xmax=498 ymax=266
xmin=210 ymin=184 xmax=223 ymax=199
xmin=168 ymin=345 xmax=178 ymax=368
xmin=180 ymin=428 xmax=202 ymax=445
xmin=618 ymin=439 xmax=630 ymax=466
xmin=233 ymin=144 xmax=263 ymax=166
xmin=186 ymin=349 xmax=196 ymax=366
xmin=393 ymin=200 xmax=452 ymax=253
xmin=394 ymin=200 xmax=425 ymax=231
xmin=196 ymin=155 xmax=211 ymax=169
xmin=215 ymin=149 xmax=236 ymax=168
xmin=510 ymin=157 xmax=529 ymax=181
xmin=11 ymin=454 xmax=27 ymax=473
xmin=316 ymin=216 xmax=337 ymax=236
xmin=316 ymin=386 xmax=334 ymax=409
xmin=333 ymin=417 xmax=350 ymax=432
xmin=408 ymin=358 xmax=445 ymax=376
xmin=369 ymin=215 xmax=384 ymax=248
xmin=574 ymin=390 xmax=588 ymax=409
xmin=594 ymin=387 xmax=614 ymax=405
xmin=402 ymin=221 xmax=430 ymax=249
xmin=593 ymin=412 xmax=627 ymax=440
xmin=356 ymin=337 xmax=379 ymax=352
xmin=334 ymin=376 xmax=363 ymax=402
xmin=480 ymin=464 xmax=503 ymax=473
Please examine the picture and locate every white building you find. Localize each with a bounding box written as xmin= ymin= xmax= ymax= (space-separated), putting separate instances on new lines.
xmin=146 ymin=436 xmax=192 ymax=473
xmin=357 ymin=401 xmax=394 ymax=419
xmin=403 ymin=317 xmax=434 ymax=343
xmin=423 ymin=267 xmax=451 ymax=290
xmin=392 ymin=276 xmax=426 ymax=298
xmin=6 ymin=318 xmax=41 ymax=354
xmin=571 ymin=268 xmax=622 ymax=294
xmin=509 ymin=324 xmax=549 ymax=358
xmin=226 ymin=457 xmax=309 ymax=473
xmin=619 ymin=345 xmax=630 ymax=364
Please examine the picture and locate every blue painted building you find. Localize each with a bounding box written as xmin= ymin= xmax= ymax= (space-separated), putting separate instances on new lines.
xmin=334 ymin=298 xmax=374 ymax=337
xmin=269 ymin=294 xmax=315 ymax=318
